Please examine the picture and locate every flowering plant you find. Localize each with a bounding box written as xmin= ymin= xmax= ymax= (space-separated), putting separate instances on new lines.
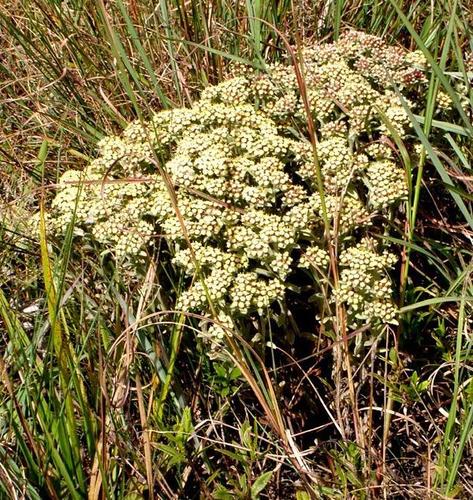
xmin=37 ymin=31 xmax=428 ymax=355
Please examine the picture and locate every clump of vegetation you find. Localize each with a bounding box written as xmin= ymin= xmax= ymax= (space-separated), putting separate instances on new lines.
xmin=39 ymin=32 xmax=424 ymax=348
xmin=1 ymin=1 xmax=472 ymax=498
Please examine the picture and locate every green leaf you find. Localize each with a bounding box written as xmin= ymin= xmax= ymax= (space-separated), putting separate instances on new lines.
xmin=154 ymin=443 xmax=185 ymax=464
xmin=400 ymin=296 xmax=473 ymax=312
xmin=213 ymin=485 xmax=234 ymax=500
xmin=414 ymin=115 xmax=470 ymax=137
xmin=251 ymin=471 xmax=273 ymax=499
xmin=217 ymin=448 xmax=245 ymax=463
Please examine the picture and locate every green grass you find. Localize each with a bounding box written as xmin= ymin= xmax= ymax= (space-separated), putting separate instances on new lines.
xmin=1 ymin=0 xmax=473 ymax=498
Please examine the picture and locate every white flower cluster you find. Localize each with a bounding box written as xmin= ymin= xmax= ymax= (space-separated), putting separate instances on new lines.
xmin=39 ymin=30 xmax=427 ymax=337
xmin=336 ymin=31 xmax=428 ymax=86
xmin=229 ymin=272 xmax=286 ymax=315
xmin=229 ymin=30 xmax=424 ymax=144
xmin=336 ymin=238 xmax=398 ymax=325
xmin=364 ymin=160 xmax=408 ymax=210
xmin=299 ymin=246 xmax=330 ymax=271
xmin=436 ymin=91 xmax=452 ymax=110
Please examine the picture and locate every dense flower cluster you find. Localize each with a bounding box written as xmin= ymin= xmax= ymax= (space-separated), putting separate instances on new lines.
xmin=38 ymin=31 xmax=427 ymax=349
xmin=299 ymin=246 xmax=330 ymax=272
xmin=336 ymin=238 xmax=398 ymax=325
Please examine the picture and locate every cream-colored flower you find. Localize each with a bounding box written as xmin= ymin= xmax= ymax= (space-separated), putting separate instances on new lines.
xmin=39 ymin=30 xmax=425 ymax=332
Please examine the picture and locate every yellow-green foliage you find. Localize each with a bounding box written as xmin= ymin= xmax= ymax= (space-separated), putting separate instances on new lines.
xmin=37 ymin=31 xmax=427 ymax=344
